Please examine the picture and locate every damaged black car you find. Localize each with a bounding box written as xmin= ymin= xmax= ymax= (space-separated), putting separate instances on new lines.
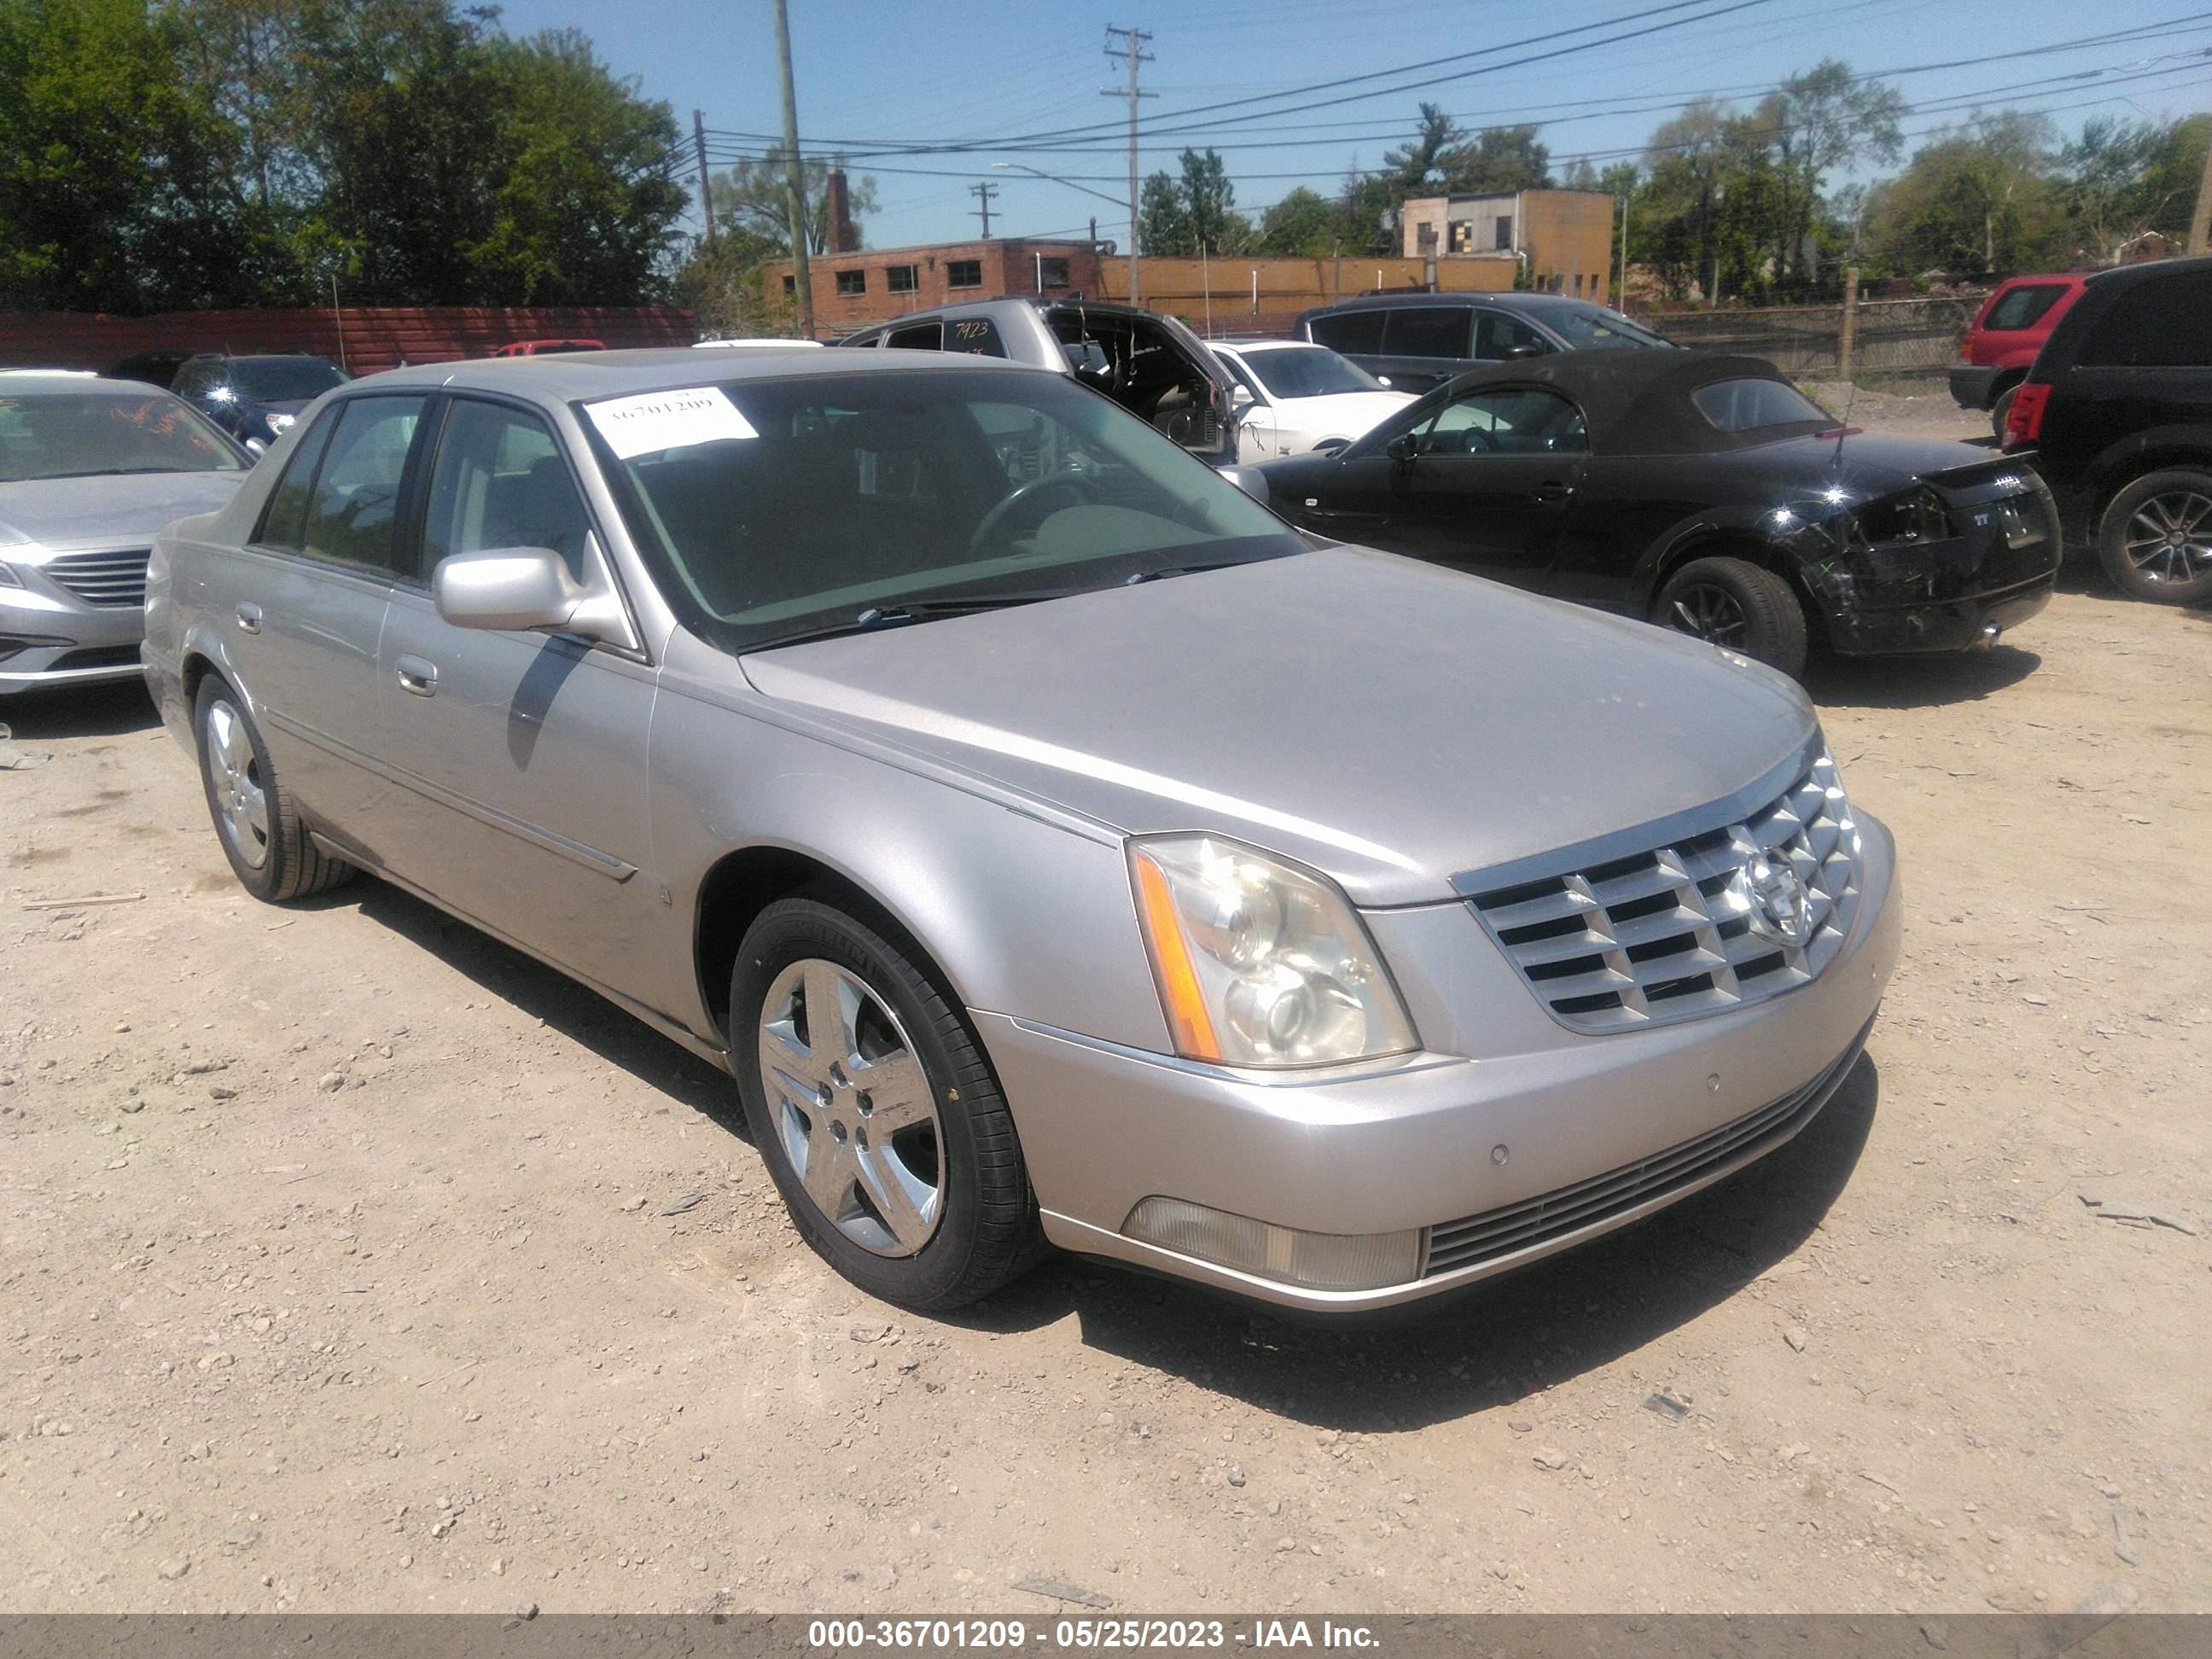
xmin=1257 ymin=350 xmax=2062 ymax=680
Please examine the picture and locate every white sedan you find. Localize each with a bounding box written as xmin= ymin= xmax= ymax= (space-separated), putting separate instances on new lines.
xmin=1208 ymin=339 xmax=1415 ymax=463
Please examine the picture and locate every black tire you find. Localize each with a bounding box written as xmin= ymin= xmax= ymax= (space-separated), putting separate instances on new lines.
xmin=731 ymin=889 xmax=1044 ymax=1311
xmin=2095 ymin=468 xmax=2212 ymax=605
xmin=1990 ymin=386 xmax=2017 ymax=445
xmin=1653 ymin=556 xmax=1810 ymax=681
xmin=192 ymin=674 xmax=355 ymax=902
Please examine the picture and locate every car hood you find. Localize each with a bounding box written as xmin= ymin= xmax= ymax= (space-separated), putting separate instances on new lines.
xmin=1273 ymin=390 xmax=1415 ymax=436
xmin=0 ymin=471 xmax=247 ymax=551
xmin=741 ymin=547 xmax=1817 ymax=906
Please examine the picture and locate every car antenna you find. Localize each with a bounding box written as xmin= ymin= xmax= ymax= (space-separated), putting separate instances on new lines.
xmin=1829 ymin=359 xmax=1860 ymax=474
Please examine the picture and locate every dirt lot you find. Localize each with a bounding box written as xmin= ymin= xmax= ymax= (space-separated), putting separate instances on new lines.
xmin=3 ymin=536 xmax=2209 ymax=1615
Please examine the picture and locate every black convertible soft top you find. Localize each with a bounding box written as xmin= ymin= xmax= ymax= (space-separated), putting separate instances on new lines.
xmin=1424 ymin=349 xmax=1835 ymax=457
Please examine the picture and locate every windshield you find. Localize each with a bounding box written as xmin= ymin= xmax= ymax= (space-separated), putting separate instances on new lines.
xmin=585 ymin=369 xmax=1303 ymax=653
xmin=1541 ymin=305 xmax=1673 ymax=352
xmin=230 ymin=358 xmax=347 ymax=401
xmin=1691 ymin=377 xmax=1833 ymax=435
xmin=1239 ymin=346 xmax=1383 ymax=399
xmin=0 ymin=390 xmax=247 ymax=482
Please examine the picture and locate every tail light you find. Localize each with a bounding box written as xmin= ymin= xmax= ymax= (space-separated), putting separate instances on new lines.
xmin=2005 ymin=381 xmax=2050 ymax=445
xmin=1959 ymin=336 xmax=1974 ymax=360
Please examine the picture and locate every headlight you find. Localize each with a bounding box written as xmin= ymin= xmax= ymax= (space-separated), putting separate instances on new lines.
xmin=1128 ymin=835 xmax=1416 ymax=1068
xmin=266 ymin=412 xmax=296 ymax=432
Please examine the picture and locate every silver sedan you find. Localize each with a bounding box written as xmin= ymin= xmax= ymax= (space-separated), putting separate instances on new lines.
xmin=141 ymin=349 xmax=1899 ymax=1315
xmin=2 ymin=373 xmax=247 ymax=693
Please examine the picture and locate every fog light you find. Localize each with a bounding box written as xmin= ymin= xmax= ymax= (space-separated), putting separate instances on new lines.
xmin=1123 ymin=1196 xmax=1423 ymax=1291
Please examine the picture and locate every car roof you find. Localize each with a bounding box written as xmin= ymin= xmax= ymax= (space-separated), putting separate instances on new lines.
xmin=1414 ymin=349 xmax=1804 ymax=455
xmin=356 ymin=346 xmax=1041 ymax=401
xmin=1300 ymin=290 xmax=1604 ymax=317
xmin=0 ymin=370 xmax=165 ymax=391
xmin=2082 ymin=253 xmax=2212 ymax=289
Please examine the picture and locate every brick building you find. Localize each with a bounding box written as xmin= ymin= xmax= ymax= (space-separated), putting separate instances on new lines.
xmin=1400 ymin=189 xmax=1618 ymax=303
xmin=767 ymin=238 xmax=1103 ymax=336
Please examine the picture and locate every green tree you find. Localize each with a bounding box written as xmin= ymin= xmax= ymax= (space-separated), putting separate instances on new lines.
xmin=1864 ymin=110 xmax=2061 ymax=277
xmin=1178 ymin=148 xmax=1247 ymax=254
xmin=0 ymin=0 xmax=241 ymax=311
xmin=1447 ymin=125 xmax=1551 ymax=194
xmin=1382 ymin=102 xmax=1464 ymax=194
xmin=465 ymin=29 xmax=686 ymax=305
xmin=706 ymin=152 xmax=877 ymax=257
xmin=2060 ymin=114 xmax=2211 ymax=261
xmin=1138 ymin=168 xmax=1189 ymax=256
xmin=1255 ymin=186 xmax=1336 ymax=256
xmin=1761 ymin=60 xmax=1906 ymax=288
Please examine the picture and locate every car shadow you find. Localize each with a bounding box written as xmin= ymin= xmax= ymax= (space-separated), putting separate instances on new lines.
xmin=329 ymin=876 xmax=742 ymax=1128
xmin=0 ymin=680 xmax=160 ymax=740
xmin=1808 ymin=645 xmax=2040 ymax=707
xmin=948 ymin=1057 xmax=1880 ymax=1432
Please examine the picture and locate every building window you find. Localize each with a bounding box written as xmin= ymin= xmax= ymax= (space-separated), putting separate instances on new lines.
xmin=947 ymin=259 xmax=983 ymax=289
xmin=1572 ymin=273 xmax=1583 ymax=296
xmin=1493 ymin=216 xmax=1512 ymax=251
xmin=1037 ymin=257 xmax=1071 ymax=289
xmin=886 ymin=265 xmax=918 ymax=294
xmin=1550 ymin=273 xmax=1565 ymax=294
xmin=1449 ymin=222 xmax=1473 ymax=254
xmin=782 ymin=275 xmax=795 ymax=294
xmin=835 ymin=269 xmax=866 ymax=297
xmin=1590 ymin=273 xmax=1601 ymax=298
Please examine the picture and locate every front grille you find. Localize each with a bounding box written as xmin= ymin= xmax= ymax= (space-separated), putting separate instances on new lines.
xmin=44 ymin=549 xmax=151 ymax=608
xmin=1464 ymin=752 xmax=1861 ymax=1033
xmin=1422 ymin=1021 xmax=1870 ymax=1278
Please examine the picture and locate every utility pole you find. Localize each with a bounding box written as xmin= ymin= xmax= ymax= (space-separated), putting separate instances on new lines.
xmin=771 ymin=0 xmax=812 ymax=338
xmin=970 ymin=181 xmax=998 ymax=238
xmin=693 ymin=109 xmax=717 ymax=243
xmin=2190 ymin=137 xmax=2212 ymax=256
xmin=1615 ymin=191 xmax=1627 ymax=306
xmin=1103 ymin=26 xmax=1154 ymax=303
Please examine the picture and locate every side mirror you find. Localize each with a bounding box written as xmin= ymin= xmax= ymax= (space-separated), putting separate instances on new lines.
xmin=1230 ymin=383 xmax=1254 ymax=409
xmin=434 ymin=546 xmax=585 ymax=633
xmin=1217 ymin=463 xmax=1271 ymax=505
xmin=1385 ymin=433 xmax=1419 ymax=466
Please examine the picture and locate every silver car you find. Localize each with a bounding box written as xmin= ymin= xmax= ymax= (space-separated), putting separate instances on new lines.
xmin=142 ymin=349 xmax=1900 ymax=1316
xmin=2 ymin=373 xmax=248 ymax=693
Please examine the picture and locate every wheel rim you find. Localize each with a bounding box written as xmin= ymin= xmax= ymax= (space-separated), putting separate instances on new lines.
xmin=1667 ymin=581 xmax=1750 ymax=649
xmin=2121 ymin=490 xmax=2212 ymax=588
xmin=203 ymin=698 xmax=270 ymax=870
xmin=757 ymin=958 xmax=945 ymax=1258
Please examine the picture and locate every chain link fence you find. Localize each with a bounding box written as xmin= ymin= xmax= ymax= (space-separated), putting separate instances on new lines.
xmin=1635 ymin=296 xmax=1982 ymax=380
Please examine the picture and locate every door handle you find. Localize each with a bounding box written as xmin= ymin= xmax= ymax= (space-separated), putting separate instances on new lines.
xmin=394 ymin=655 xmax=439 ymax=696
xmin=235 ymin=602 xmax=260 ymax=635
xmin=1532 ymin=480 xmax=1576 ymax=503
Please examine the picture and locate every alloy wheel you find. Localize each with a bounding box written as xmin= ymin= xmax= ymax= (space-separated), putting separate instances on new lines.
xmin=2122 ymin=490 xmax=2212 ymax=588
xmin=203 ymin=698 xmax=270 ymax=870
xmin=1667 ymin=582 xmax=1750 ymax=649
xmin=757 ymin=958 xmax=945 ymax=1257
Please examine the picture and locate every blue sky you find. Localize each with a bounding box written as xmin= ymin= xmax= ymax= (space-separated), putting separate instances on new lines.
xmin=490 ymin=0 xmax=2209 ymax=249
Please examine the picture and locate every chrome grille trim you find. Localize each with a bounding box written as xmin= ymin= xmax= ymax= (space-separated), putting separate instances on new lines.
xmin=44 ymin=549 xmax=151 ymax=608
xmin=1459 ymin=747 xmax=1861 ymax=1034
xmin=1421 ymin=1019 xmax=1871 ymax=1278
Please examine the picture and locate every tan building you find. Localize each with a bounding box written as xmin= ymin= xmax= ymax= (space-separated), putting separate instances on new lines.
xmin=765 ymin=238 xmax=1102 ymax=336
xmin=1401 ymin=189 xmax=1617 ymax=303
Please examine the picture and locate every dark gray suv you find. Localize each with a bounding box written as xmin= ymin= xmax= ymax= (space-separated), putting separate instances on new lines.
xmin=1295 ymin=292 xmax=1673 ymax=393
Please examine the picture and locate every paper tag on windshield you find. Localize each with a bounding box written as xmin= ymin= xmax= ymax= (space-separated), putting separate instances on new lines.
xmin=586 ymin=387 xmax=757 ymax=459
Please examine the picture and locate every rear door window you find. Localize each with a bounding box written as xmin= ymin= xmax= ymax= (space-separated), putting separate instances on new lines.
xmin=1416 ymin=387 xmax=1586 ymax=456
xmin=255 ymin=410 xmax=340 ymax=551
xmin=946 ymin=317 xmax=1006 ymax=357
xmin=299 ymin=395 xmax=428 ymax=574
xmin=1382 ymin=307 xmax=1472 ymax=359
xmin=1982 ymin=283 xmax=2067 ymax=333
xmin=886 ymin=322 xmax=943 ymax=350
xmin=1307 ymin=310 xmax=1385 ymax=355
xmin=2079 ymin=272 xmax=2212 ymax=367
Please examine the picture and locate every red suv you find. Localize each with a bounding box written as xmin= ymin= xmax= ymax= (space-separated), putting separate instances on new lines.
xmin=1949 ymin=275 xmax=2087 ymax=440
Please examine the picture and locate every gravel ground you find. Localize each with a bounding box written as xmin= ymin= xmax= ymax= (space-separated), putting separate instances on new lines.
xmin=3 ymin=498 xmax=2208 ymax=1616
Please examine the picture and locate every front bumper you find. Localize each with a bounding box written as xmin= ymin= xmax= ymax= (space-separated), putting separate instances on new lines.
xmin=0 ymin=587 xmax=148 ymax=693
xmin=1947 ymin=364 xmax=2003 ymax=410
xmin=982 ymin=813 xmax=1900 ymax=1314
